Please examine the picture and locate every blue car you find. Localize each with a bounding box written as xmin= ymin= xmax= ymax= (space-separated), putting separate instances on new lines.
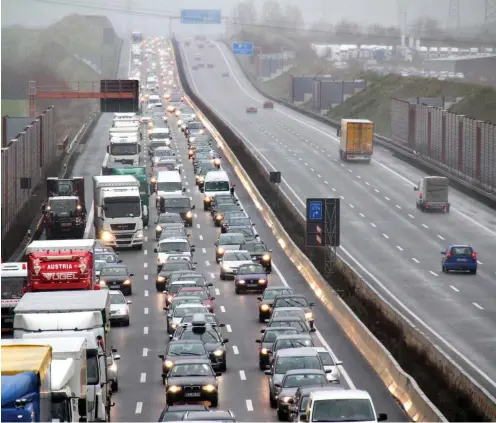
xmin=441 ymin=244 xmax=477 ymax=274
xmin=234 ymin=263 xmax=268 ymax=294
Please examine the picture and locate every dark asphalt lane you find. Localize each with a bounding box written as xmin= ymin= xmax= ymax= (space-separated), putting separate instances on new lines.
xmin=177 ymin=39 xmax=496 ymax=396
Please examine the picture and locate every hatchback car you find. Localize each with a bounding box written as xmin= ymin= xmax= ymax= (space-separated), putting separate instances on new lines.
xmin=441 ymin=244 xmax=477 ymax=274
xmin=234 ymin=263 xmax=268 ymax=294
xmin=99 ymin=264 xmax=134 ymax=295
xmin=109 ymin=290 xmax=132 ymax=326
xmin=158 ymin=340 xmax=209 ymax=384
xmin=219 ymin=250 xmax=254 ymax=280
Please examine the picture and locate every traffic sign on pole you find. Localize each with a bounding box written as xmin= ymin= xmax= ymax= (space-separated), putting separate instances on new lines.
xmin=308 ymin=200 xmax=323 ymax=221
xmin=232 ymin=42 xmax=254 ymax=55
xmin=306 ymin=198 xmax=340 ymax=247
xmin=180 ymin=9 xmax=222 ymax=24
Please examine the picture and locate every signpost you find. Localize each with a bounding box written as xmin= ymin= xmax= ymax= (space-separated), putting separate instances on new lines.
xmin=232 ymin=42 xmax=254 ymax=55
xmin=180 ymin=9 xmax=222 ymax=24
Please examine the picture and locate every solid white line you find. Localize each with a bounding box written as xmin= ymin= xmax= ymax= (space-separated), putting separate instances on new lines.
xmin=135 ymin=402 xmax=143 ymax=414
xmin=144 ymin=307 xmax=149 ymax=315
xmin=239 ymin=370 xmax=246 ymax=380
xmin=140 ymin=373 xmax=146 ymax=383
xmin=226 ymin=324 xmax=232 ymax=332
xmin=233 ymin=345 xmax=239 ymax=355
xmin=246 ymin=399 xmax=254 ymax=411
xmin=144 ymin=327 xmax=148 ymax=335
xmin=220 ymin=305 xmax=226 ymax=313
xmin=142 ymin=348 xmax=148 ymax=357
xmin=450 ymin=285 xmax=459 ymax=292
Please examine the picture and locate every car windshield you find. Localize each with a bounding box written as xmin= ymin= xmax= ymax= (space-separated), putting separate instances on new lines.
xmin=104 ymin=197 xmax=141 ymax=218
xmin=264 ymin=289 xmax=294 ymax=300
xmin=223 ymin=211 xmax=245 ymax=220
xmin=162 ymin=262 xmax=191 ymax=271
xmin=177 ymin=290 xmax=208 ymax=299
xmin=219 ymin=234 xmax=244 ymax=245
xmin=217 ymin=204 xmax=240 ymax=213
xmin=243 ymin=242 xmax=267 ymax=254
xmin=225 ymin=218 xmax=251 ymax=227
xmin=450 ymin=246 xmax=472 ymax=255
xmin=283 ymin=373 xmax=327 ymax=388
xmin=263 ymin=329 xmax=298 ymax=342
xmin=223 ymin=251 xmax=252 ymax=261
xmin=273 ymin=309 xmax=305 ymax=319
xmin=163 ymin=198 xmax=191 ymax=208
xmin=275 ymin=338 xmax=314 ymax=350
xmin=94 ymin=261 xmax=107 ymax=272
xmin=160 ymin=411 xmax=187 ymax=421
xmin=158 ymin=242 xmax=189 ymax=253
xmin=234 ymin=227 xmax=256 ymax=238
xmin=157 ymin=182 xmax=182 ymax=192
xmin=274 ymin=297 xmax=310 ymax=308
xmin=178 ymin=276 xmax=207 ymax=284
xmin=271 ymin=320 xmax=307 ymax=332
xmin=180 ymin=328 xmax=221 ymax=342
xmin=188 ymin=122 xmax=203 ymax=130
xmin=275 ymin=356 xmax=322 ymax=374
xmin=48 ymin=198 xmax=78 ymax=214
xmin=238 ymin=264 xmax=265 ymax=274
xmin=168 ymin=343 xmax=206 ymax=356
xmin=110 ymin=293 xmax=126 ymax=304
xmin=158 ymin=214 xmax=183 ymax=223
xmin=170 ymin=284 xmax=197 ymax=294
xmin=100 ymin=267 xmax=128 ymax=276
xmin=170 ymin=363 xmax=213 ymax=377
xmin=156 ymin=163 xmax=175 ymax=171
xmin=312 ymin=399 xmax=375 ymax=422
xmin=95 ymin=253 xmax=118 ymax=263
xmin=174 ymin=306 xmax=206 ymax=317
xmin=318 ymin=351 xmax=335 ymax=366
xmin=204 ymin=181 xmax=229 ymax=191
xmin=160 ymin=229 xmax=187 ymax=239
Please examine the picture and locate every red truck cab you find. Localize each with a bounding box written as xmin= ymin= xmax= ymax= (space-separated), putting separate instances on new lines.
xmin=26 ymin=239 xmax=98 ymax=292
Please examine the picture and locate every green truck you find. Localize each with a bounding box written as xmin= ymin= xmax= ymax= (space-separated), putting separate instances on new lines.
xmin=101 ymin=163 xmax=150 ymax=226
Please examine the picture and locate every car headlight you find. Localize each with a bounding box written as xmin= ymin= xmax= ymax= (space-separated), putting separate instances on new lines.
xmin=123 ymin=279 xmax=132 ymax=285
xmin=216 ymin=214 xmax=222 ymax=220
xmin=198 ymin=176 xmax=204 ymax=182
xmin=188 ymin=149 xmax=194 ymax=155
xmin=280 ymin=396 xmax=292 ymax=403
xmin=168 ymin=385 xmax=181 ymax=393
xmin=262 ymin=254 xmax=271 ymax=261
xmin=305 ymin=312 xmax=313 ymax=320
xmin=101 ymin=231 xmax=114 ymax=242
xmin=238 ymin=279 xmax=245 ymax=284
xmin=213 ymin=349 xmax=223 ymax=357
xmin=157 ymin=257 xmax=166 ymax=264
xmin=99 ymin=280 xmax=106 ymax=286
xmin=151 ymin=177 xmax=157 ymax=183
xmin=134 ymin=230 xmax=143 ymax=239
xmin=205 ymin=197 xmax=212 ymax=203
xmin=258 ymin=279 xmax=267 ymax=284
xmin=178 ymin=120 xmax=183 ymax=125
xmin=217 ymin=247 xmax=224 ymax=254
xmin=214 ymin=158 xmax=220 ymax=165
xmin=157 ymin=276 xmax=165 ymax=282
xmin=186 ymin=211 xmax=192 ymax=218
xmin=260 ymin=304 xmax=270 ymax=311
xmin=171 ymin=323 xmax=177 ymax=329
xmin=165 ymin=360 xmax=174 ymax=368
xmin=222 ymin=264 xmax=231 ymax=271
xmin=261 ymin=348 xmax=268 ymax=355
xmin=202 ymin=384 xmax=216 ymax=392
xmin=189 ymin=137 xmax=196 ymax=142
xmin=156 ymin=225 xmax=163 ymax=232
xmin=110 ymin=363 xmax=118 ymax=372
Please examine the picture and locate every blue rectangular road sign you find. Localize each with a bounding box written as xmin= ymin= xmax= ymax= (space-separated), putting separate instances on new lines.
xmin=308 ymin=200 xmax=323 ymax=221
xmin=232 ymin=42 xmax=253 ymax=55
xmin=180 ymin=9 xmax=222 ymax=24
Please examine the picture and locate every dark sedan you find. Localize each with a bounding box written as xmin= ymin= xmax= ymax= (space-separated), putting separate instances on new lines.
xmin=255 ymin=327 xmax=299 ymax=370
xmin=220 ymin=217 xmax=253 ymax=234
xmin=156 ymin=213 xmax=184 ymax=240
xmin=272 ymin=294 xmax=315 ymax=329
xmin=257 ymin=287 xmax=295 ymax=322
xmin=158 ymin=340 xmax=209 ymax=384
xmin=99 ymin=264 xmax=134 ymax=295
xmin=156 ymin=260 xmax=196 ymax=292
xmin=212 ymin=204 xmax=243 ymax=226
xmin=234 ymin=263 xmax=268 ymax=294
xmin=226 ymin=225 xmax=259 ymax=241
xmin=164 ymin=359 xmax=220 ymax=407
xmin=240 ymin=239 xmax=273 ymax=272
xmin=159 ymin=194 xmax=195 ymax=227
xmin=158 ymin=404 xmax=209 ymax=422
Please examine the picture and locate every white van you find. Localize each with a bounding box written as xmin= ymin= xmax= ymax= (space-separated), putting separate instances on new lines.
xmin=155 ymin=171 xmax=185 ymax=201
xmin=148 ymin=94 xmax=162 ymax=109
xmin=202 ymin=170 xmax=230 ymax=210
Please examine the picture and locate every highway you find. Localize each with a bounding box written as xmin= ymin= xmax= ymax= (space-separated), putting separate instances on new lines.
xmin=65 ymin=41 xmax=408 ymax=421
xmin=177 ymin=39 xmax=496 ymax=397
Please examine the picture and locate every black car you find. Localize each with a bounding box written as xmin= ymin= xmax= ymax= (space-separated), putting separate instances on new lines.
xmin=196 ymin=164 xmax=217 ymax=187
xmin=99 ymin=264 xmax=134 ymax=295
xmin=171 ymin=315 xmax=229 ymax=371
xmin=210 ymin=195 xmax=238 ymax=215
xmin=255 ymin=327 xmax=299 ymax=370
xmin=234 ymin=263 xmax=268 ymax=294
xmin=226 ymin=225 xmax=259 ymax=242
xmin=158 ymin=340 xmax=210 ymax=384
xmin=257 ymin=287 xmax=295 ymax=322
xmin=240 ymin=240 xmax=273 ymax=272
xmin=159 ymin=194 xmax=196 ymax=227
xmin=156 ymin=260 xmax=197 ymax=291
xmin=183 ymin=410 xmax=237 ymax=421
xmin=212 ymin=204 xmax=244 ymax=226
xmin=94 ymin=252 xmax=121 ymax=264
xmin=267 ymin=316 xmax=315 ymax=334
xmin=272 ymin=294 xmax=315 ymax=329
xmin=220 ymin=217 xmax=253 ymax=234
xmin=156 ymin=213 xmax=184 ymax=240
xmin=164 ymin=359 xmax=220 ymax=406
xmin=158 ymin=404 xmax=209 ymax=422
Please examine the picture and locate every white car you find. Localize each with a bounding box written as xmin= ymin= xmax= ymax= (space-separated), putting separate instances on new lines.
xmin=109 ymin=290 xmax=132 ymax=326
xmin=107 ymin=349 xmax=121 ymax=392
xmin=219 ymin=250 xmax=254 ymax=280
xmin=314 ymin=346 xmax=342 ymax=383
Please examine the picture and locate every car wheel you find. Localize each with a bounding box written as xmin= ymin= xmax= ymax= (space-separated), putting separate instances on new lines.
xmin=210 ymin=397 xmax=219 ymax=407
xmin=220 ymin=273 xmax=225 ymax=280
xmin=219 ymin=361 xmax=227 ymax=372
xmin=259 ymin=361 xmax=266 ymax=371
xmin=471 ymin=269 xmax=477 ymax=275
xmin=270 ymin=395 xmax=277 ymax=408
xmin=124 ymin=318 xmax=130 ymax=327
xmin=277 ymin=410 xmax=288 ymax=421
xmin=259 ymin=315 xmax=266 ymax=323
xmin=162 ymin=376 xmax=166 ymax=385
xmin=126 ymin=288 xmax=132 ymax=296
xmin=204 ymin=205 xmax=209 ymax=211
xmin=235 ymin=287 xmax=240 ymax=294
xmin=111 ymin=380 xmax=118 ymax=392
xmin=441 ymin=266 xmax=446 ymax=273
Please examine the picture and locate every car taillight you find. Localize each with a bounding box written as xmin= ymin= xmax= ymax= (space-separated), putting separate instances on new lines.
xmin=446 ymin=253 xmax=452 ymax=258
xmin=472 ymin=253 xmax=477 ymax=259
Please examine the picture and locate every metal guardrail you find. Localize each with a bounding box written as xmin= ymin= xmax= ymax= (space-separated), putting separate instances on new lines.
xmin=223 ymin=41 xmax=496 ymax=206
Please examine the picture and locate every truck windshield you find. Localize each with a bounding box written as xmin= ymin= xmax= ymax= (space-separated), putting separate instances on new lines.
xmin=49 ymin=198 xmax=78 ymax=214
xmin=163 ymin=198 xmax=191 ymax=208
xmin=87 ymin=355 xmax=99 ymax=385
xmin=110 ymin=143 xmax=138 ymax=155
xmin=1 ymin=277 xmax=26 ymax=300
xmin=158 ymin=182 xmax=182 ymax=192
xmin=151 ymin=132 xmax=169 ymax=139
xmin=104 ymin=197 xmax=141 ymax=218
xmin=205 ymin=181 xmax=229 ymax=192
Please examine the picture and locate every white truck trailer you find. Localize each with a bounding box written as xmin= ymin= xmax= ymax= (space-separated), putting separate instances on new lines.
xmin=93 ymin=175 xmax=144 ymax=249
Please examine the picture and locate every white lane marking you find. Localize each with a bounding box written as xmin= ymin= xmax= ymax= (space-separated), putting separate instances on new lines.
xmin=324 ymin=180 xmax=328 ymax=184
xmin=144 ymin=307 xmax=149 ymax=315
xmin=370 ymin=223 xmax=376 ymax=228
xmin=144 ymin=327 xmax=148 ymax=335
xmin=473 ymin=302 xmax=484 ymax=310
xmin=396 ymin=246 xmax=403 ymax=251
xmin=233 ymin=345 xmax=239 ymax=355
xmin=205 ymin=260 xmax=210 ymax=266
xmin=246 ymin=399 xmax=254 ymax=411
xmin=437 ymin=234 xmax=445 ymax=240
xmin=239 ymin=370 xmax=246 ymax=380
xmin=187 ymin=188 xmax=191 ymax=192
xmin=210 ymin=272 xmax=215 ymax=279
xmin=215 ymin=288 xmax=220 ymax=295
xmin=365 ymin=181 xmax=370 ymax=185
xmin=140 ymin=373 xmax=146 ymax=383
xmin=144 ymin=274 xmax=148 ymax=281
xmin=144 ymin=262 xmax=148 ymax=268
xmin=477 ymin=260 xmax=483 ymax=265
xmin=382 ymin=234 xmax=389 ymax=239
xmin=429 ymin=270 xmax=438 ymax=276
xmin=135 ymin=402 xmax=143 ymax=414
xmin=412 ymin=258 xmax=420 ymax=263
xmin=384 ymin=197 xmax=390 ymax=201
xmin=199 ymin=234 xmax=204 ymax=240
xmin=220 ymin=305 xmax=226 ymax=313
xmin=189 ymin=44 xmax=496 ymax=389
xmin=359 ymin=213 xmax=365 ymax=217
xmin=202 ymin=248 xmax=207 ymax=254
xmin=144 ymin=249 xmax=148 ymax=255
xmin=317 ymin=174 xmax=321 ymax=178
xmin=331 ymin=187 xmax=336 ymax=192
xmin=196 ymin=223 xmax=201 ymax=229
xmin=450 ymin=285 xmax=459 ymax=292
xmin=422 ymin=224 xmax=429 ymax=229
xmin=194 ymin=213 xmax=198 ymax=218
xmin=142 ymin=348 xmax=148 ymax=357
xmin=226 ymin=324 xmax=232 ymax=332
xmin=395 ymin=205 xmax=401 ymax=209
xmin=349 ymin=204 xmax=354 ymax=209
xmin=408 ymin=214 xmax=415 ymax=219
xmin=144 ymin=236 xmax=148 ymax=242
xmin=144 ymin=289 xmax=149 ymax=297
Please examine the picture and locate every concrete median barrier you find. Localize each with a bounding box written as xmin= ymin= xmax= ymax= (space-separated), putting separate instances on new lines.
xmin=172 ymin=38 xmax=496 ymax=422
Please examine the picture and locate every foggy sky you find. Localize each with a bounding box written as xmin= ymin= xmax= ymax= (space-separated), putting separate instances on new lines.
xmin=1 ymin=0 xmax=487 ymax=36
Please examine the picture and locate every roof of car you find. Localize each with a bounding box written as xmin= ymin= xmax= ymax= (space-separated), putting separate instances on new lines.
xmin=174 ymin=299 xmax=203 ymax=307
xmin=310 ymin=389 xmax=370 ymax=400
xmin=275 ymin=347 xmax=319 ymax=357
xmin=274 ymin=294 xmax=306 ymax=299
xmin=169 ymin=340 xmax=205 ymax=345
xmin=284 ymin=368 xmax=326 ymax=376
xmin=184 ymin=410 xmax=235 ymax=419
xmin=171 ymin=281 xmax=197 ymax=285
xmin=101 ymin=263 xmax=127 ymax=269
xmin=296 ymin=385 xmax=342 ymax=396
xmin=274 ymin=334 xmax=312 ymax=341
xmin=171 ymin=358 xmax=212 ymax=366
xmin=179 ymin=287 xmax=206 ymax=291
xmin=164 ymin=404 xmax=208 ymax=412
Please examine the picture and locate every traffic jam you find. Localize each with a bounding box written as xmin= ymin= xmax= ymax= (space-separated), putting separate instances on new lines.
xmin=1 ymin=35 xmax=389 ymax=423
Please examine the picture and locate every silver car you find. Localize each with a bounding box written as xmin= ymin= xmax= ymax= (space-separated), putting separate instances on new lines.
xmin=314 ymin=347 xmax=342 ymax=383
xmin=109 ymin=290 xmax=132 ymax=326
xmin=107 ymin=349 xmax=121 ymax=392
xmin=219 ymin=250 xmax=254 ymax=280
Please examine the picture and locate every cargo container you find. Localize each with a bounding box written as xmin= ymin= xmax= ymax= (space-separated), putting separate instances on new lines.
xmin=339 ymin=119 xmax=374 ymax=162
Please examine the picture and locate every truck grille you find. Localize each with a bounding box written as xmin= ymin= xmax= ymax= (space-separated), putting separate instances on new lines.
xmin=110 ymin=223 xmax=136 ymax=231
xmin=115 ymin=159 xmax=134 ymax=165
xmin=183 ymin=385 xmax=201 ymax=394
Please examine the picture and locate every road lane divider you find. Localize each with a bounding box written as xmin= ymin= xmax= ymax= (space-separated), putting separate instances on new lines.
xmin=172 ymin=38 xmax=496 ymax=422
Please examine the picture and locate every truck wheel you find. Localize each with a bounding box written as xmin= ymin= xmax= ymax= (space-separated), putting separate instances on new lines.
xmin=220 ymin=273 xmax=225 ymax=280
xmin=134 ymin=244 xmax=143 ymax=250
xmin=204 ymin=204 xmax=209 ymax=211
xmin=111 ymin=380 xmax=118 ymax=392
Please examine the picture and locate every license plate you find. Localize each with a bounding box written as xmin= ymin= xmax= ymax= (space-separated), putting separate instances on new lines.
xmin=185 ymin=392 xmax=201 ymax=398
xmin=457 ymin=258 xmax=467 ymax=262
xmin=61 ymin=223 xmax=72 ymax=227
xmin=110 ymin=283 xmax=119 ymax=287
xmin=3 ymin=318 xmax=13 ymax=323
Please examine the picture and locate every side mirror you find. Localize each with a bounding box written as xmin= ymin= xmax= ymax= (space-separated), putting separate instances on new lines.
xmin=378 ymin=413 xmax=388 ymax=421
xmin=309 ymin=302 xmax=315 ymax=306
xmin=111 ymin=348 xmax=117 ymax=353
xmin=126 ymin=300 xmax=132 ymax=304
xmin=154 ymin=248 xmax=158 ymax=253
xmin=413 ymin=186 xmax=419 ymax=191
xmin=264 ymin=369 xmax=272 ymax=376
xmin=117 ymin=260 xmax=123 ymax=264
xmin=182 ymin=188 xmax=186 ymax=192
xmin=257 ymin=296 xmax=262 ymax=301
xmin=440 ymin=251 xmax=445 ymax=254
xmin=106 ymin=146 xmax=110 ymax=153
xmin=207 ymin=283 xmax=213 ymax=287
xmin=191 ymin=245 xmax=195 ymax=248
xmin=158 ymin=354 xmax=165 ymax=359
xmin=129 ymin=273 xmax=134 ymax=277
xmin=255 ymin=234 xmax=260 ymax=238
xmin=252 ymin=223 xmax=256 ymax=226
xmin=192 ymin=205 xmax=196 ymax=210
xmin=310 ymin=328 xmax=316 ymax=333
xmin=218 ymin=323 xmax=225 ymax=327
xmin=191 ymin=248 xmax=196 ymax=252
xmin=260 ymin=329 xmax=266 ymax=333
xmin=255 ymin=339 xmax=261 ymax=343
xmin=163 ymin=307 xmax=169 ymax=311
xmin=114 ymin=354 xmax=121 ymax=360
xmin=223 ymin=338 xmax=229 ymax=343
xmin=215 ymin=372 xmax=222 ymax=377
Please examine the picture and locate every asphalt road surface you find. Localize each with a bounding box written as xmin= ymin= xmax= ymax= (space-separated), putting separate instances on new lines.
xmin=177 ymin=39 xmax=496 ymax=398
xmin=60 ymin=43 xmax=408 ymax=421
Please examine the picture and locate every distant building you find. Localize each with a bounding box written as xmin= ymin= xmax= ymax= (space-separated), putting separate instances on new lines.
xmin=423 ymin=55 xmax=496 ymax=82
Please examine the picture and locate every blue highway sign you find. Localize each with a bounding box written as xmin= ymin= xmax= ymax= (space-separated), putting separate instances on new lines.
xmin=180 ymin=9 xmax=222 ymax=24
xmin=308 ymin=200 xmax=323 ymax=221
xmin=232 ymin=42 xmax=253 ymax=55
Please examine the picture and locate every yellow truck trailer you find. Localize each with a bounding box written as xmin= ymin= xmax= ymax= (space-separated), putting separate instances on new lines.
xmin=339 ymin=119 xmax=374 ymax=162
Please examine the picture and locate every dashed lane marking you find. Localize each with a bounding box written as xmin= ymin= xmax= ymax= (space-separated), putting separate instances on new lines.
xmin=135 ymin=402 xmax=143 ymax=414
xmin=239 ymin=370 xmax=246 ymax=380
xmin=226 ymin=324 xmax=232 ymax=332
xmin=142 ymin=348 xmax=148 ymax=357
xmin=144 ymin=290 xmax=149 ymax=297
xmin=144 ymin=327 xmax=148 ymax=335
xmin=246 ymin=399 xmax=254 ymax=411
xmin=450 ymin=285 xmax=459 ymax=292
xmin=220 ymin=306 xmax=226 ymax=313
xmin=144 ymin=307 xmax=149 ymax=315
xmin=233 ymin=346 xmax=239 ymax=355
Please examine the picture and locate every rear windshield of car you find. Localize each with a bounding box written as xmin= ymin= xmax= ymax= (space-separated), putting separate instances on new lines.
xmin=275 ymin=356 xmax=321 ymax=373
xmin=450 ymin=246 xmax=473 ymax=255
xmin=263 ymin=328 xmax=298 ymax=342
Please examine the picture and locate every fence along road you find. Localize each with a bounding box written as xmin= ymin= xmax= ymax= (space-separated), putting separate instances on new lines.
xmin=178 ymin=38 xmax=496 ymax=397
